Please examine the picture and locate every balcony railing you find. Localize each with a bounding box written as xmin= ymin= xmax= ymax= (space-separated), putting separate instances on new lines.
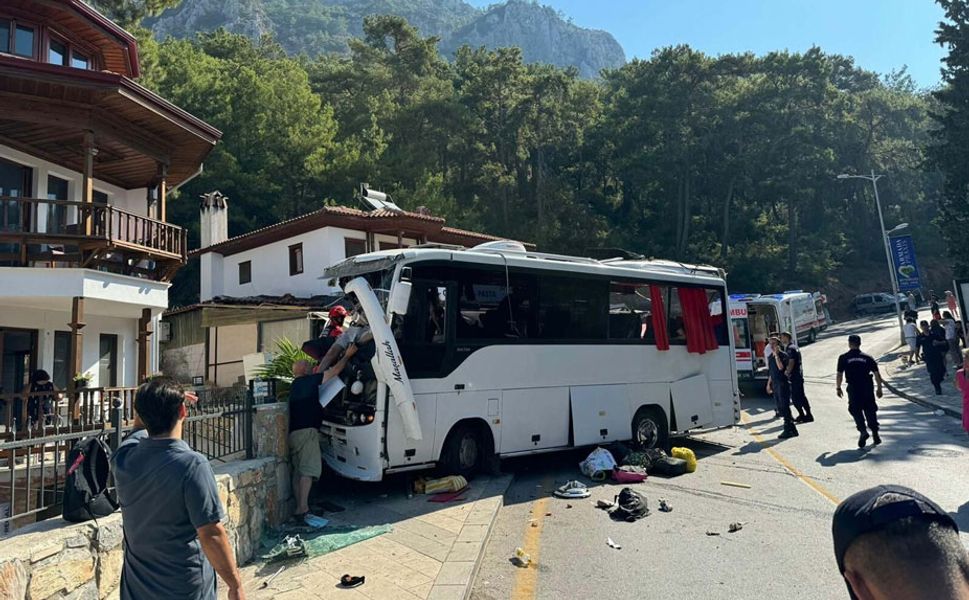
xmin=0 ymin=196 xmax=186 ymax=280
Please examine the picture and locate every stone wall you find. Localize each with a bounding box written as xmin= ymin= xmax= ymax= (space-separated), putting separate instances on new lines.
xmin=0 ymin=403 xmax=292 ymax=600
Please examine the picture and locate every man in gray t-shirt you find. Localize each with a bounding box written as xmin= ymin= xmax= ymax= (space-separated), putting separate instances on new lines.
xmin=112 ymin=379 xmax=244 ymax=600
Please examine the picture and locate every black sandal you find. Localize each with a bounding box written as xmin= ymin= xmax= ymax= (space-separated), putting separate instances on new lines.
xmin=340 ymin=574 xmax=365 ymax=588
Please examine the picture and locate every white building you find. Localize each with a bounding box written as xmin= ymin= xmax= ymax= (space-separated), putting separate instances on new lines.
xmin=163 ymin=196 xmax=525 ymax=386
xmin=0 ymin=0 xmax=220 ymax=410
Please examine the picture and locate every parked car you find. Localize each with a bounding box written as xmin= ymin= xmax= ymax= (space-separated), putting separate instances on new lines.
xmin=852 ymin=293 xmax=908 ymax=316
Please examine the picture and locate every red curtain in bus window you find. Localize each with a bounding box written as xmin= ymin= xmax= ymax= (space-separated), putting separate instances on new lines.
xmin=650 ymin=285 xmax=670 ymax=350
xmin=678 ymin=287 xmax=719 ymax=354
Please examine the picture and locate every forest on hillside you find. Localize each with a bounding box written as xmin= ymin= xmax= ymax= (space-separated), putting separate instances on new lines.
xmin=99 ymin=3 xmax=949 ymax=308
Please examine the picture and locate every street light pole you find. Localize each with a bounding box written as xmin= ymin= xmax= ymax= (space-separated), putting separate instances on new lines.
xmin=837 ymin=170 xmax=906 ymax=344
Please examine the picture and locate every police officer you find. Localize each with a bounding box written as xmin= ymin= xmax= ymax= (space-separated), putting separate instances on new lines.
xmin=764 ymin=331 xmax=782 ymax=419
xmin=836 ymin=334 xmax=884 ymax=448
xmin=768 ymin=335 xmax=799 ymax=439
xmin=780 ymin=332 xmax=814 ymax=423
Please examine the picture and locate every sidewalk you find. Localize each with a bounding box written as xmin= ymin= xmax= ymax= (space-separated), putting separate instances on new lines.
xmin=876 ymin=346 xmax=964 ymax=419
xmin=224 ymin=473 xmax=513 ymax=600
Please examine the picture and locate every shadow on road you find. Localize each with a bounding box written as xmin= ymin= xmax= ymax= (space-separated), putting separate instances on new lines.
xmin=816 ymin=447 xmax=874 ymax=467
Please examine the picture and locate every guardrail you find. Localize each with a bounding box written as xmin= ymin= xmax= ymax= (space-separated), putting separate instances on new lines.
xmin=0 ymin=385 xmax=254 ymax=533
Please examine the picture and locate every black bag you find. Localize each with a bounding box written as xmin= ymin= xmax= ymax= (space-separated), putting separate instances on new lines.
xmin=62 ymin=436 xmax=119 ymax=523
xmin=650 ymin=455 xmax=689 ymax=477
xmin=611 ymin=487 xmax=650 ymax=522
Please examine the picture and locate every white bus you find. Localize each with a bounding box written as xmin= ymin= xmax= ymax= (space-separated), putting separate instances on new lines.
xmin=318 ymin=242 xmax=740 ymax=481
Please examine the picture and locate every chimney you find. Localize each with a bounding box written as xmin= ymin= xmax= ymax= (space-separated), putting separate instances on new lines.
xmin=200 ymin=191 xmax=229 ymax=248
xmin=199 ymin=191 xmax=228 ymax=302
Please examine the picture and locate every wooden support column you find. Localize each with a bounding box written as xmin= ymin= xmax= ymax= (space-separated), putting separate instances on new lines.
xmin=158 ymin=164 xmax=168 ymax=223
xmin=137 ymin=308 xmax=152 ymax=383
xmin=67 ymin=297 xmax=86 ymax=420
xmin=397 ymin=230 xmax=403 ymax=249
xmin=81 ymin=132 xmax=96 ymax=235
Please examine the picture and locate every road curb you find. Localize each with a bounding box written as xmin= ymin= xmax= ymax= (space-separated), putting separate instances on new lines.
xmin=877 ymin=349 xmax=961 ymax=420
xmin=427 ymin=473 xmax=513 ymax=600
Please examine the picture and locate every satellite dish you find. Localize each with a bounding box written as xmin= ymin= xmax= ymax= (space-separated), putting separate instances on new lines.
xmin=360 ymin=183 xmax=403 ymax=212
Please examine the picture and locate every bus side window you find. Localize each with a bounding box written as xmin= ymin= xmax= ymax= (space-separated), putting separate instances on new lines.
xmin=666 ymin=288 xmax=687 ymax=344
xmin=706 ymin=288 xmax=729 ymax=346
xmin=609 ymin=281 xmax=653 ymax=343
xmin=458 ymin=268 xmax=536 ymax=341
xmin=402 ymin=282 xmax=448 ymax=345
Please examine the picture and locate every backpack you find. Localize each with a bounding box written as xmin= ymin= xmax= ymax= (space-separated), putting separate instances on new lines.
xmin=611 ymin=487 xmax=650 ymax=522
xmin=62 ymin=436 xmax=119 ymax=523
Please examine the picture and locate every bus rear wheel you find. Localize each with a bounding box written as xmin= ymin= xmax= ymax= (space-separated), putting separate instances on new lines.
xmin=439 ymin=424 xmax=482 ymax=478
xmin=632 ymin=406 xmax=669 ymax=451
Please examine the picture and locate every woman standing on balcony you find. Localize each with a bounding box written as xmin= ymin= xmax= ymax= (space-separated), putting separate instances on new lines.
xmin=22 ymin=370 xmax=58 ymax=428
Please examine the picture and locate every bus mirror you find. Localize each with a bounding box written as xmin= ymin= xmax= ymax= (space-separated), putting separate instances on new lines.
xmin=389 ymin=281 xmax=412 ymax=315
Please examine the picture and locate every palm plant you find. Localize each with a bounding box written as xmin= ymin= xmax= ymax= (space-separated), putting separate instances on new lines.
xmin=253 ymin=337 xmax=313 ymax=401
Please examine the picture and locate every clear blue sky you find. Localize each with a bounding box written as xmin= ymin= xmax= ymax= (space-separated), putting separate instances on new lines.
xmin=467 ymin=0 xmax=947 ymax=88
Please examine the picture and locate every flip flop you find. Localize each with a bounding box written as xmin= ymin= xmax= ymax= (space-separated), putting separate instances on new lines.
xmin=553 ymin=480 xmax=590 ymax=499
xmin=340 ymin=574 xmax=365 ymax=588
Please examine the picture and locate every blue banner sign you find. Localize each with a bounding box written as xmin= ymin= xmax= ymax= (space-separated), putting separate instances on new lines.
xmin=889 ymin=235 xmax=921 ymax=291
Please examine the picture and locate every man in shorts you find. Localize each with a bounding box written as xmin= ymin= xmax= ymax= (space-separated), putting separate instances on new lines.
xmin=289 ymin=347 xmax=357 ymax=523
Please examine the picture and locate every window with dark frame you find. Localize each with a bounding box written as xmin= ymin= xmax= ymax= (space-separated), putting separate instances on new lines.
xmin=98 ymin=334 xmax=118 ymax=388
xmin=14 ymin=24 xmax=33 ymax=57
xmin=344 ymin=237 xmax=366 ymax=258
xmin=288 ymin=243 xmax=304 ymax=276
xmin=238 ymin=260 xmax=252 ymax=284
xmin=53 ymin=331 xmax=71 ymax=389
xmin=48 ymin=39 xmax=67 ymax=65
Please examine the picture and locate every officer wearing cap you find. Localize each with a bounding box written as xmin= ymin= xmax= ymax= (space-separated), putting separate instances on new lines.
xmin=836 ymin=334 xmax=884 ymax=448
xmin=832 ymin=484 xmax=969 ymax=599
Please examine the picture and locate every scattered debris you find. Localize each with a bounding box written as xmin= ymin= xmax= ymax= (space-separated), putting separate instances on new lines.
xmin=339 ymin=574 xmax=365 ymax=588
xmin=720 ymin=481 xmax=752 ymax=489
xmin=514 ymin=547 xmax=532 ymax=567
xmin=935 ymin=409 xmax=946 ymax=416
xmin=705 ymin=530 xmax=721 ymax=536
xmin=414 ymin=475 xmax=468 ymax=495
xmin=596 ymin=500 xmax=615 ymax=510
xmin=263 ymin=535 xmax=307 ymax=561
xmin=606 ymin=537 xmax=622 ymax=550
xmin=728 ymin=522 xmax=744 ymax=533
xmin=531 ymin=522 xmax=538 ymax=528
xmin=659 ymin=499 xmax=673 ymax=513
xmin=545 ymin=512 xmax=552 ymax=517
xmin=566 ymin=504 xmax=573 ymax=509
xmin=671 ymin=447 xmax=698 ymax=473
xmin=580 ymin=447 xmax=618 ymax=480
xmin=610 ymin=487 xmax=650 ymax=522
xmin=554 ymin=480 xmax=591 ymax=499
xmin=260 ymin=565 xmax=285 ymax=589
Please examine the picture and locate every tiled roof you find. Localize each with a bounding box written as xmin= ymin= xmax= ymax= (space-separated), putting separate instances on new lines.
xmin=192 ymin=204 xmax=521 ymax=257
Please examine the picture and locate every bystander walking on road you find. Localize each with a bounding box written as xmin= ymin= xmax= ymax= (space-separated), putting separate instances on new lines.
xmin=942 ymin=311 xmax=961 ymax=367
xmin=921 ymin=320 xmax=949 ymax=395
xmin=945 ymin=290 xmax=959 ymax=320
xmin=931 ymin=294 xmax=942 ymax=320
xmin=836 ymin=335 xmax=883 ymax=448
xmin=832 ymin=485 xmax=969 ymax=600
xmin=903 ymin=318 xmax=919 ymax=365
xmin=955 ymin=351 xmax=969 ymax=437
xmin=906 ymin=291 xmax=918 ymax=313
xmin=112 ymin=379 xmax=244 ymax=600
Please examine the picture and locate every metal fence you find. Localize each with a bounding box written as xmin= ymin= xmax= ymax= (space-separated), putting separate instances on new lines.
xmin=0 ymin=385 xmax=254 ymax=533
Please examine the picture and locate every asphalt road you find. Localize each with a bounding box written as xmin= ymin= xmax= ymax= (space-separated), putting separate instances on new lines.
xmin=470 ymin=315 xmax=969 ymax=600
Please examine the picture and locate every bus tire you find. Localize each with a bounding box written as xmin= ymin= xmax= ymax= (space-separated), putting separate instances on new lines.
xmin=632 ymin=406 xmax=669 ymax=451
xmin=808 ymin=328 xmax=817 ymax=344
xmin=439 ymin=422 xmax=489 ymax=478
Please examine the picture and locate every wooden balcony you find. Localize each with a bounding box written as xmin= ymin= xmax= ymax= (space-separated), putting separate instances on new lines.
xmin=0 ymin=196 xmax=186 ymax=281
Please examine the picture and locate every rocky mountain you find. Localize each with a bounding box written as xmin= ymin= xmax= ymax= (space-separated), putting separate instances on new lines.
xmin=148 ymin=0 xmax=626 ymax=77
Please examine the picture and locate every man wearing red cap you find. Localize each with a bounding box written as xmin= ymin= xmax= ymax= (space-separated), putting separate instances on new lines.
xmin=321 ymin=305 xmax=348 ymax=339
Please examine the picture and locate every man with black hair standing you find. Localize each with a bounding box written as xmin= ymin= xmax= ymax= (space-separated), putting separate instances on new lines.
xmin=768 ymin=335 xmax=799 ymax=439
xmin=832 ymin=485 xmax=969 ymax=600
xmin=836 ymin=334 xmax=884 ymax=448
xmin=780 ymin=332 xmax=813 ymax=423
xmin=112 ymin=379 xmax=245 ymax=600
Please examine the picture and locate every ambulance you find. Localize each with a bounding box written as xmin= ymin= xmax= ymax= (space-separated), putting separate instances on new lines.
xmin=730 ymin=291 xmax=824 ymax=381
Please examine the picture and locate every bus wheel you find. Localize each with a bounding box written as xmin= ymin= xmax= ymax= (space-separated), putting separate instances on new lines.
xmin=632 ymin=406 xmax=669 ymax=451
xmin=809 ymin=328 xmax=817 ymax=344
xmin=440 ymin=424 xmax=482 ymax=478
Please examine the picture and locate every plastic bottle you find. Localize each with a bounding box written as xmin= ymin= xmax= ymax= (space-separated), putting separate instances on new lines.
xmin=514 ymin=547 xmax=531 ymax=567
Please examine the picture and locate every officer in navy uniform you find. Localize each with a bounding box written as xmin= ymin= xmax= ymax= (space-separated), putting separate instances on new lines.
xmin=836 ymin=334 xmax=884 ymax=448
xmin=780 ymin=332 xmax=814 ymax=423
xmin=769 ymin=336 xmax=799 ymax=439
